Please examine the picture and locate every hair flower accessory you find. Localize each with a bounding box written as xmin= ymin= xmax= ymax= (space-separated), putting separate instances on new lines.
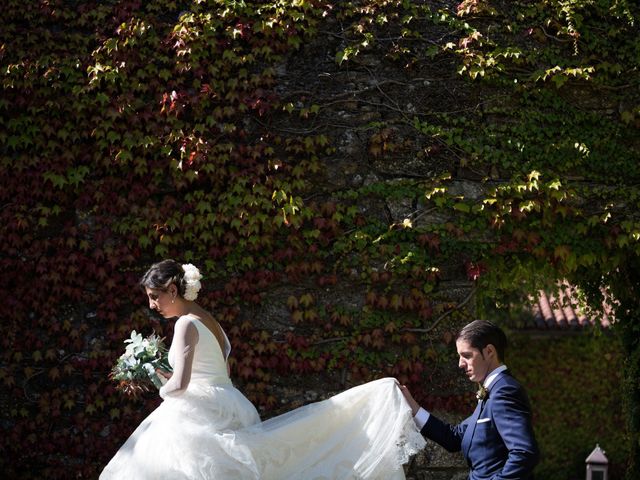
xmin=182 ymin=263 xmax=202 ymax=301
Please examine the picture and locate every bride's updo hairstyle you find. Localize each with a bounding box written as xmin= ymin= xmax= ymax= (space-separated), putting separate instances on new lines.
xmin=140 ymin=259 xmax=187 ymax=297
xmin=140 ymin=259 xmax=203 ymax=301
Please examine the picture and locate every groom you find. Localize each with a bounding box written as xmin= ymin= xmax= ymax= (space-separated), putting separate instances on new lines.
xmin=400 ymin=320 xmax=539 ymax=479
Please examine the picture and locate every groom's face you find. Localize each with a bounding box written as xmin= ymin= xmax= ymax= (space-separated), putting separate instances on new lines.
xmin=456 ymin=339 xmax=492 ymax=383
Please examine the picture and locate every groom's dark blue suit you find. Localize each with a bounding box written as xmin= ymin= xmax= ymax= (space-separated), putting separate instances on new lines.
xmin=421 ymin=370 xmax=539 ymax=479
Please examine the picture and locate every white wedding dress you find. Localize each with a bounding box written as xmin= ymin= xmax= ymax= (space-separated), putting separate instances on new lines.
xmin=101 ymin=316 xmax=425 ymax=479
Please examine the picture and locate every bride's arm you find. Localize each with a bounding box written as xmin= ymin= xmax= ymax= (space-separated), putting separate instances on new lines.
xmin=159 ymin=316 xmax=199 ymax=398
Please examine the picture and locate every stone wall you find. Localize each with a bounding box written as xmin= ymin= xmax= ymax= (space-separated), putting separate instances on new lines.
xmin=406 ymin=410 xmax=469 ymax=479
xmin=247 ymin=11 xmax=481 ymax=479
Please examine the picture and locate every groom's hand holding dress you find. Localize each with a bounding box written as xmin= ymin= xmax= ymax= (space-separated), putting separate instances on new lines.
xmin=400 ymin=320 xmax=539 ymax=479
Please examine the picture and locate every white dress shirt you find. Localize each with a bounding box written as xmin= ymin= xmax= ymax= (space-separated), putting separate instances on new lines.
xmin=413 ymin=364 xmax=508 ymax=430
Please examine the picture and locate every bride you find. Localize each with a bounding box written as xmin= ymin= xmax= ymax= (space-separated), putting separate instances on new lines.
xmin=100 ymin=260 xmax=425 ymax=479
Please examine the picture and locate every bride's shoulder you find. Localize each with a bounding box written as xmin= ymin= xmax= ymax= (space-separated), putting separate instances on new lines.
xmin=173 ymin=315 xmax=200 ymax=337
xmin=176 ymin=313 xmax=197 ymax=325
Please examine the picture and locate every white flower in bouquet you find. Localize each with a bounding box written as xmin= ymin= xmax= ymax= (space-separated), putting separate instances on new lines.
xmin=110 ymin=330 xmax=172 ymax=397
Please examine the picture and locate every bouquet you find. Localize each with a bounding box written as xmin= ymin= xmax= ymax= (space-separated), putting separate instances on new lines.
xmin=110 ymin=330 xmax=172 ymax=397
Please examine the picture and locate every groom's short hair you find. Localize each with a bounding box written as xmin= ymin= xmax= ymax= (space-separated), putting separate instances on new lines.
xmin=457 ymin=320 xmax=507 ymax=361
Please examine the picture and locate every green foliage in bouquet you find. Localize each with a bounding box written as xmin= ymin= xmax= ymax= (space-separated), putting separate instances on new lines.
xmin=110 ymin=331 xmax=172 ymax=397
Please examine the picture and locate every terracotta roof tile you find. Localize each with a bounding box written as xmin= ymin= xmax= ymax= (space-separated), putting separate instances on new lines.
xmin=526 ymin=284 xmax=612 ymax=330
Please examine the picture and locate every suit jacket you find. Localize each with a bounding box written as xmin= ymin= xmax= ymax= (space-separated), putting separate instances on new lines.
xmin=422 ymin=370 xmax=539 ymax=479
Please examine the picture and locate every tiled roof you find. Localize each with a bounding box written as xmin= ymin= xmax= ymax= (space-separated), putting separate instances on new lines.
xmin=526 ymin=284 xmax=613 ymax=330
